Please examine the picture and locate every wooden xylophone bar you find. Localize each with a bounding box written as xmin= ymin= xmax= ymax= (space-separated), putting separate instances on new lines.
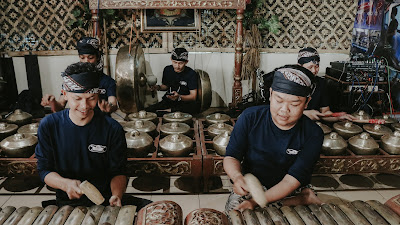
xmin=0 ymin=204 xmax=136 ymax=225
xmin=228 ymin=200 xmax=400 ymax=225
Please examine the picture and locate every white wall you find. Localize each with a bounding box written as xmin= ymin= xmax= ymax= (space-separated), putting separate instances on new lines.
xmin=12 ymin=52 xmax=350 ymax=107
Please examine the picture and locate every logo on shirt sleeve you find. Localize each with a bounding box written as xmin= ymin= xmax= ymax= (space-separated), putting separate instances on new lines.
xmin=88 ymin=144 xmax=107 ymax=153
xmin=286 ymin=148 xmax=300 ymax=155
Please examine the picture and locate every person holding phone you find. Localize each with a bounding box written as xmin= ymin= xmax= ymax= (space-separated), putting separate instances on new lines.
xmin=146 ymin=47 xmax=200 ymax=115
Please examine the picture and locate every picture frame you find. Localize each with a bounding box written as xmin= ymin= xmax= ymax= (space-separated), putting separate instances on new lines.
xmin=141 ymin=9 xmax=200 ymax=32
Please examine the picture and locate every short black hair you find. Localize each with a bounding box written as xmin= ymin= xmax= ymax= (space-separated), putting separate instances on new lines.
xmin=64 ymin=62 xmax=98 ymax=76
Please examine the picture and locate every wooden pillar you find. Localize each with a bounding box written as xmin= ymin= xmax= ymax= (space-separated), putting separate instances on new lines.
xmin=91 ymin=9 xmax=101 ymax=38
xmin=232 ymin=9 xmax=244 ymax=108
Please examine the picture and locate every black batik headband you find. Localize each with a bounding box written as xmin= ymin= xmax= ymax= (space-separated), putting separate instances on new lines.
xmin=271 ymin=67 xmax=314 ymax=97
xmin=62 ymin=71 xmax=104 ymax=94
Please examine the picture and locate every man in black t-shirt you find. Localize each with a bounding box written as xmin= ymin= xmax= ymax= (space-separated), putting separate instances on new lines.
xmin=298 ymin=47 xmax=354 ymax=121
xmin=146 ymin=47 xmax=200 ymax=115
xmin=224 ymin=65 xmax=323 ymax=212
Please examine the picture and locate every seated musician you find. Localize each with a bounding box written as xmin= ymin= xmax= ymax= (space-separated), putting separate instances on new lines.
xmin=145 ymin=47 xmax=200 ymax=115
xmin=35 ymin=62 xmax=151 ymax=209
xmin=224 ymin=65 xmax=323 ymax=212
xmin=298 ymin=47 xmax=355 ymax=121
xmin=41 ymin=37 xmax=117 ymax=114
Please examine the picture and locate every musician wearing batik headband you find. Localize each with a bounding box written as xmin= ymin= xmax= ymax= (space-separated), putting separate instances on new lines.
xmin=298 ymin=47 xmax=355 ymax=121
xmin=41 ymin=37 xmax=117 ymax=114
xmin=146 ymin=47 xmax=200 ymax=115
xmin=36 ymin=62 xmax=151 ymax=209
xmin=224 ymin=65 xmax=323 ymax=212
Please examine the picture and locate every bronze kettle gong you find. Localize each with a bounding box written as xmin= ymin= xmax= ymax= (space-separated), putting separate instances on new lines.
xmin=212 ymin=131 xmax=230 ymax=156
xmin=160 ymin=122 xmax=190 ymax=136
xmin=348 ymin=132 xmax=379 ymax=155
xmin=352 ymin=110 xmax=371 ymax=121
xmin=0 ymin=133 xmax=37 ymax=158
xmin=333 ymin=121 xmax=362 ymax=139
xmin=5 ymin=109 xmax=33 ymax=126
xmin=125 ymin=130 xmax=154 ymax=157
xmin=316 ymin=121 xmax=332 ymax=135
xmin=381 ymin=131 xmax=400 ymax=155
xmin=207 ymin=122 xmax=233 ymax=139
xmin=163 ymin=112 xmax=192 ymax=125
xmin=159 ymin=134 xmax=193 ymax=157
xmin=363 ymin=124 xmax=392 ymax=139
xmin=322 ymin=132 xmax=348 ymax=156
xmin=123 ymin=120 xmax=157 ymax=137
xmin=0 ymin=122 xmax=18 ymax=141
xmin=375 ymin=115 xmax=397 ymax=124
xmin=128 ymin=110 xmax=158 ymax=124
xmin=17 ymin=123 xmax=39 ymax=136
xmin=205 ymin=113 xmax=231 ymax=125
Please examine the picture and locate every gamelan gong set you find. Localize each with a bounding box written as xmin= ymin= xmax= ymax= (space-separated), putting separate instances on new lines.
xmin=0 ymin=44 xmax=400 ymax=224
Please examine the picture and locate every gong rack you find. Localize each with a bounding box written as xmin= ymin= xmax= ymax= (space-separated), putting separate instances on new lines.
xmin=1 ymin=117 xmax=400 ymax=192
xmin=124 ymin=117 xmax=203 ymax=192
xmin=198 ymin=119 xmax=400 ymax=192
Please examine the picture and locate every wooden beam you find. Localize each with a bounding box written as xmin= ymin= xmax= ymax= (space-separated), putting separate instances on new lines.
xmin=89 ymin=0 xmax=246 ymax=10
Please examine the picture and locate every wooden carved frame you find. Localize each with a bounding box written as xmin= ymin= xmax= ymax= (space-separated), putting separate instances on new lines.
xmin=141 ymin=9 xmax=201 ymax=32
xmin=89 ymin=0 xmax=247 ymax=106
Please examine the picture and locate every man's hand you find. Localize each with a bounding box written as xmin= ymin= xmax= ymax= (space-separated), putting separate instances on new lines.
xmin=303 ymin=110 xmax=324 ymax=120
xmin=235 ymin=199 xmax=258 ymax=211
xmin=98 ymin=99 xmax=113 ymax=112
xmin=338 ymin=114 xmax=356 ymax=121
xmin=63 ymin=179 xmax=83 ymax=200
xmin=232 ymin=174 xmax=249 ymax=196
xmin=150 ymin=85 xmax=160 ymax=91
xmin=109 ymin=195 xmax=122 ymax=206
xmin=41 ymin=94 xmax=56 ymax=107
xmin=166 ymin=91 xmax=180 ymax=101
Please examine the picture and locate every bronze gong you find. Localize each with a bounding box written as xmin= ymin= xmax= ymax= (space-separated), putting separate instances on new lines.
xmin=195 ymin=69 xmax=212 ymax=112
xmin=115 ymin=44 xmax=147 ymax=114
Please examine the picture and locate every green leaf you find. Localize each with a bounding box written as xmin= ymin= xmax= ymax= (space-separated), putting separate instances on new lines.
xmin=66 ymin=19 xmax=76 ymax=27
xmin=77 ymin=19 xmax=84 ymax=27
xmin=105 ymin=9 xmax=115 ymax=15
xmin=72 ymin=9 xmax=81 ymax=17
xmin=265 ymin=16 xmax=281 ymax=34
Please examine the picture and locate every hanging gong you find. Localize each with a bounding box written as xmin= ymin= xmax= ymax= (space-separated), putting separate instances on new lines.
xmin=195 ymin=69 xmax=212 ymax=112
xmin=115 ymin=44 xmax=147 ymax=114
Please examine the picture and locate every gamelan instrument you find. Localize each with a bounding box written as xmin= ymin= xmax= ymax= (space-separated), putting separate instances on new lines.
xmin=0 ymin=204 xmax=136 ymax=225
xmin=228 ymin=201 xmax=400 ymax=225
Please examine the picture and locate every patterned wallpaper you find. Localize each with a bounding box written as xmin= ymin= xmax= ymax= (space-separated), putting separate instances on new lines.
xmin=0 ymin=0 xmax=357 ymax=54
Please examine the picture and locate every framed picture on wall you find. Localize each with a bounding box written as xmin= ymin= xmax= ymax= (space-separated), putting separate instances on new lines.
xmin=141 ymin=9 xmax=200 ymax=32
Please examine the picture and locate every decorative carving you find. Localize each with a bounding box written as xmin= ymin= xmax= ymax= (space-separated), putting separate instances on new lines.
xmin=89 ymin=0 xmax=246 ymax=9
xmin=126 ymin=161 xmax=192 ymax=175
xmin=232 ymin=9 xmax=244 ymax=107
xmin=214 ymin=160 xmax=225 ymax=174
xmin=0 ymin=161 xmax=37 ymax=175
xmin=314 ymin=158 xmax=400 ymax=174
xmin=144 ymin=201 xmax=182 ymax=225
xmin=186 ymin=209 xmax=228 ymax=225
